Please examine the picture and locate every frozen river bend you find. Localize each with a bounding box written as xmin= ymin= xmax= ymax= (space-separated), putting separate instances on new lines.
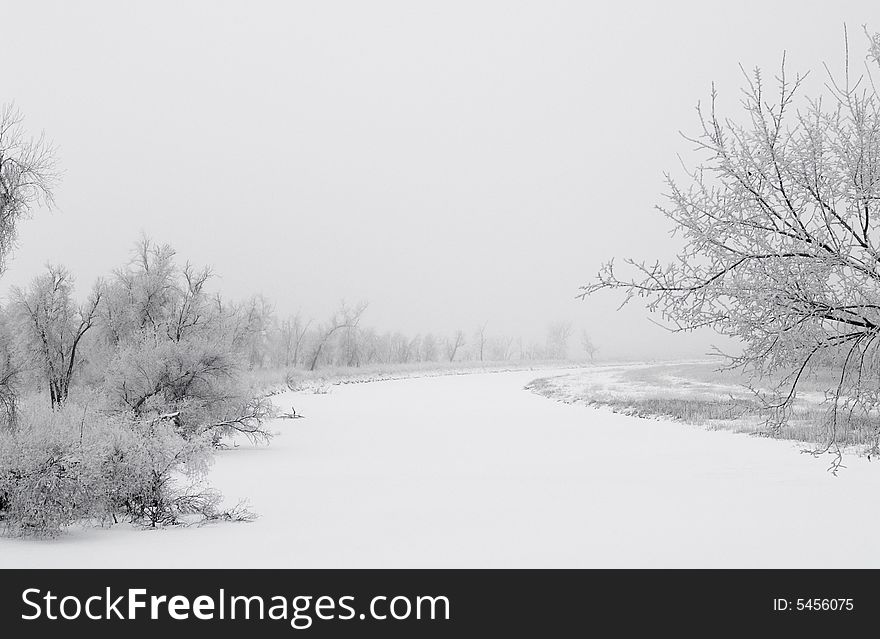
xmin=2 ymin=368 xmax=879 ymax=568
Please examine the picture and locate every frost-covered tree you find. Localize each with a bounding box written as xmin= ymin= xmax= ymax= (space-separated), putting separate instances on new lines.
xmin=446 ymin=330 xmax=465 ymax=362
xmin=546 ymin=321 xmax=573 ymax=360
xmin=0 ymin=106 xmax=57 ymax=417
xmin=581 ymin=330 xmax=598 ymax=362
xmin=236 ymin=294 xmax=275 ymax=368
xmin=0 ymin=308 xmax=20 ymax=425
xmin=272 ymin=313 xmax=311 ymax=368
xmin=307 ymin=301 xmax=367 ymax=371
xmin=580 ymin=31 xmax=880 ymax=462
xmin=100 ymin=237 xmax=207 ymax=343
xmin=10 ymin=265 xmax=102 ymax=408
xmin=0 ymin=104 xmax=57 ymax=273
xmin=336 ymin=324 xmax=363 ymax=367
xmin=488 ymin=335 xmax=515 ymax=361
xmin=422 ymin=333 xmax=438 ymax=362
xmin=99 ymin=238 xmax=274 ymax=443
xmin=474 ymin=323 xmax=488 ymax=362
xmin=385 ymin=331 xmax=408 ymax=364
xmin=407 ymin=334 xmax=422 ymax=363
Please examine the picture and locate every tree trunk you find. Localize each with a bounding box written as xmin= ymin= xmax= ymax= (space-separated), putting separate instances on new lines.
xmin=49 ymin=378 xmax=67 ymax=409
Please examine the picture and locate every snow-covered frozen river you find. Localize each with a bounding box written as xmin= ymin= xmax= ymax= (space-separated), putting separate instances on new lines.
xmin=2 ymin=368 xmax=878 ymax=567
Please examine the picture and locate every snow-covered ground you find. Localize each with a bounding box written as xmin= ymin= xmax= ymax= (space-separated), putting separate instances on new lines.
xmin=1 ymin=366 xmax=878 ymax=568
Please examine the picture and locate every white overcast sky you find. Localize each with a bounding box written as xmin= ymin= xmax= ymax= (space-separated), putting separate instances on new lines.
xmin=2 ymin=1 xmax=876 ymax=359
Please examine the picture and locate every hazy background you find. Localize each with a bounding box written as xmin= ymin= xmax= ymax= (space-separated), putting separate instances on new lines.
xmin=2 ymin=1 xmax=874 ymax=359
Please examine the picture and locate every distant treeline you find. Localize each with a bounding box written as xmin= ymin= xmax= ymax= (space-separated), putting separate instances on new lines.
xmin=234 ymin=301 xmax=591 ymax=372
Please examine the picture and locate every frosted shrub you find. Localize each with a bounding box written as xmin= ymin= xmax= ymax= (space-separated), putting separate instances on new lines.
xmin=0 ymin=403 xmax=102 ymax=536
xmin=285 ymin=369 xmax=305 ymax=391
xmin=98 ymin=417 xmax=220 ymax=527
xmin=0 ymin=398 xmax=247 ymax=536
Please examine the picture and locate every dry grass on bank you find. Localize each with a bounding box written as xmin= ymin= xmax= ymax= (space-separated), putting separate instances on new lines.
xmin=526 ymin=361 xmax=879 ymax=450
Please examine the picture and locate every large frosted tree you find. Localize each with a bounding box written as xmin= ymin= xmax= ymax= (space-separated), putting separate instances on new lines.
xmin=0 ymin=105 xmax=57 ymax=420
xmin=99 ymin=237 xmax=275 ymax=443
xmin=580 ymin=31 xmax=880 ymax=464
xmin=0 ymin=104 xmax=57 ymax=272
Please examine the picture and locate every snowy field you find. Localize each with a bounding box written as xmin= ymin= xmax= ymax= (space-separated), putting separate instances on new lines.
xmin=2 ymin=366 xmax=879 ymax=568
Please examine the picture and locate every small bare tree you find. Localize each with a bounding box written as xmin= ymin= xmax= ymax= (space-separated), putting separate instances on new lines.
xmin=474 ymin=323 xmax=488 ymax=362
xmin=308 ymin=301 xmax=368 ymax=371
xmin=446 ymin=330 xmax=465 ymax=362
xmin=546 ymin=321 xmax=573 ymax=360
xmin=390 ymin=331 xmax=411 ymax=363
xmin=239 ymin=294 xmax=275 ymax=368
xmin=408 ymin=334 xmax=423 ymax=363
xmin=580 ymin=31 xmax=880 ymax=466
xmin=275 ymin=313 xmax=311 ymax=368
xmin=581 ymin=329 xmax=598 ymax=362
xmin=487 ymin=335 xmax=515 ymax=361
xmin=422 ymin=333 xmax=438 ymax=362
xmin=501 ymin=336 xmax=515 ymax=361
